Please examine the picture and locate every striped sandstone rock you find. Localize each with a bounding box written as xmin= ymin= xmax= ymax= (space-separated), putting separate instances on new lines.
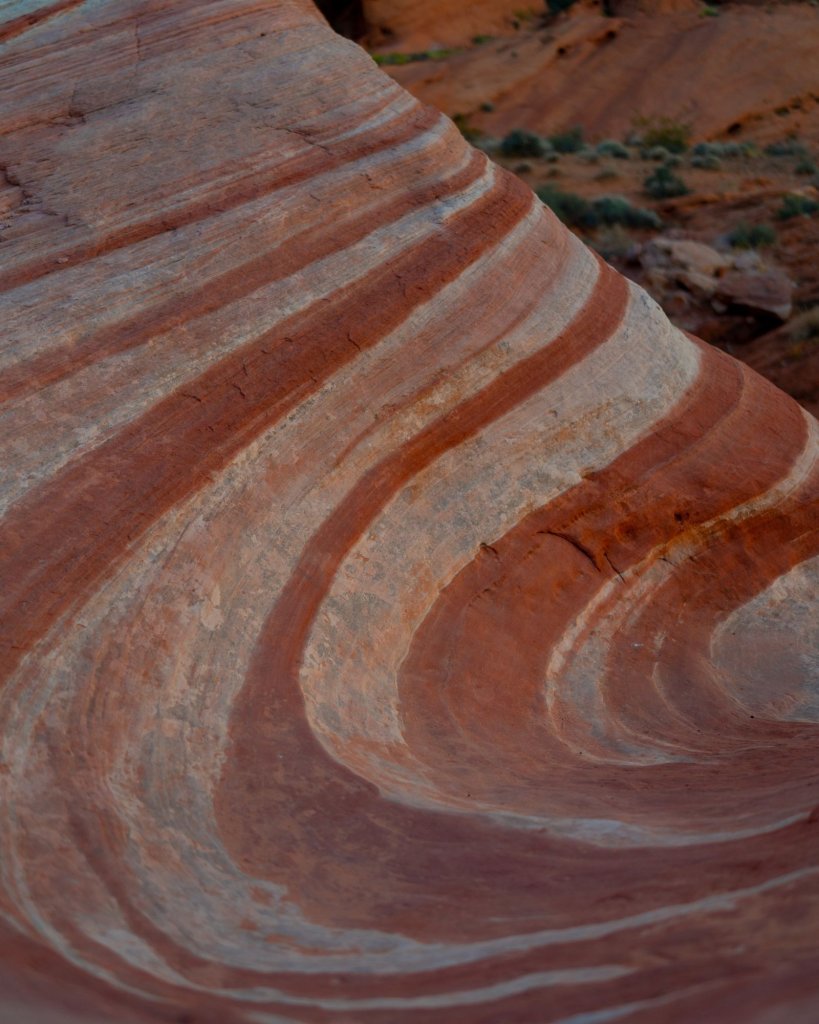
xmin=0 ymin=2 xmax=817 ymax=1022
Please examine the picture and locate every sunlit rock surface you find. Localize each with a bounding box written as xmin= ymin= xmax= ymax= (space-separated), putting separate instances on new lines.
xmin=0 ymin=3 xmax=817 ymax=1023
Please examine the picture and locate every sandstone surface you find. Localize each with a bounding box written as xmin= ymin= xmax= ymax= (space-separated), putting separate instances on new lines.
xmin=0 ymin=2 xmax=818 ymax=1024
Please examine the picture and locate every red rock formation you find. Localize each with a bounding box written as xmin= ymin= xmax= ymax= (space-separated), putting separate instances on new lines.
xmin=385 ymin=3 xmax=819 ymax=143
xmin=0 ymin=2 xmax=817 ymax=1023
xmin=361 ymin=0 xmax=529 ymax=48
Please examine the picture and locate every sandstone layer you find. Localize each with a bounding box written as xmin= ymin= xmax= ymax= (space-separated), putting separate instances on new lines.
xmin=1 ymin=2 xmax=818 ymax=1024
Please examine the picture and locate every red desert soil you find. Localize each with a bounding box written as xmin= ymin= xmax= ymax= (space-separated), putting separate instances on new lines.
xmin=1 ymin=2 xmax=818 ymax=1024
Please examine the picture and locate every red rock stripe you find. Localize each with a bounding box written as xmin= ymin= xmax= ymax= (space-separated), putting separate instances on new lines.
xmin=0 ymin=103 xmax=439 ymax=295
xmin=0 ymin=125 xmax=471 ymax=404
xmin=21 ymin=259 xmax=639 ymax=1007
xmin=600 ymin=467 xmax=819 ymax=757
xmin=396 ymin=347 xmax=813 ymax=828
xmin=0 ymin=0 xmax=86 ymax=45
xmin=0 ymin=156 xmax=524 ymax=682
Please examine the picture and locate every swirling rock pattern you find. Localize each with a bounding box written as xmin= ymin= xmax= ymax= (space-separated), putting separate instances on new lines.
xmin=1 ymin=3 xmax=818 ymax=1022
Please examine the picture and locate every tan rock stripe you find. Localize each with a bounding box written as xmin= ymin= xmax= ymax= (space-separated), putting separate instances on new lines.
xmin=0 ymin=103 xmax=440 ymax=295
xmin=0 ymin=124 xmax=472 ymax=404
xmin=0 ymin=160 xmax=526 ymax=683
xmin=6 ymin=261 xmax=629 ymax=1011
xmin=396 ymin=349 xmax=812 ymax=830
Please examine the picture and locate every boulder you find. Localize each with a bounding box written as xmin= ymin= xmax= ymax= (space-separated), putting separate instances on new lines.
xmin=715 ymin=267 xmax=795 ymax=321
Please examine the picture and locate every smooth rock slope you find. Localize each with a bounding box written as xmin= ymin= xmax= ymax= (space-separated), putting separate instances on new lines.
xmin=0 ymin=2 xmax=818 ymax=1023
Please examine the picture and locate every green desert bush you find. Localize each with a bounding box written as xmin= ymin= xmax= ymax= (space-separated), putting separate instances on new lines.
xmin=692 ymin=141 xmax=749 ymax=159
xmin=593 ymin=195 xmax=663 ymax=229
xmin=765 ymin=138 xmax=808 ymax=158
xmin=795 ymin=158 xmax=818 ymax=176
xmin=635 ymin=115 xmax=692 ymax=154
xmin=537 ymin=189 xmax=662 ymax=230
xmin=593 ymin=225 xmax=636 ymax=260
xmin=727 ymin=221 xmax=777 ymax=249
xmin=595 ymin=139 xmax=630 ymax=159
xmin=536 ymin=185 xmax=597 ymax=228
xmin=643 ymin=164 xmax=690 ymax=198
xmin=788 ymin=307 xmax=819 ymax=342
xmin=691 ymin=153 xmax=722 ymax=170
xmin=643 ymin=145 xmax=672 ymax=162
xmin=549 ymin=125 xmax=585 ymax=153
xmin=500 ymin=129 xmax=550 ymax=157
xmin=777 ymin=193 xmax=819 ymax=219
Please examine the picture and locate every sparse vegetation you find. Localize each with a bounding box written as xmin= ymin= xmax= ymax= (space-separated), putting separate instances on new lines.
xmin=727 ymin=221 xmax=777 ymax=249
xmin=643 ymin=164 xmax=690 ymax=198
xmin=453 ymin=113 xmax=481 ymax=142
xmin=373 ymin=48 xmax=456 ymax=66
xmin=691 ymin=153 xmax=722 ymax=170
xmin=777 ymin=193 xmax=819 ymax=219
xmin=593 ymin=225 xmax=636 ymax=260
xmin=765 ymin=138 xmax=808 ymax=158
xmin=692 ymin=141 xmax=753 ymax=159
xmin=635 ymin=115 xmax=692 ymax=154
xmin=499 ymin=129 xmax=550 ymax=157
xmin=788 ymin=307 xmax=819 ymax=343
xmin=536 ymin=186 xmax=597 ymax=228
xmin=795 ymin=158 xmax=818 ymax=176
xmin=596 ymin=139 xmax=630 ymax=159
xmin=593 ymin=195 xmax=663 ymax=229
xmin=549 ymin=125 xmax=585 ymax=153
xmin=536 ymin=188 xmax=662 ymax=231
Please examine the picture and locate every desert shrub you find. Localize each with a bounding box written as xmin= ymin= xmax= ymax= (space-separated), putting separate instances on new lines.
xmin=701 ymin=4 xmax=719 ymax=16
xmin=373 ymin=48 xmax=455 ymax=65
xmin=453 ymin=113 xmax=481 ymax=142
xmin=643 ymin=165 xmax=690 ymax=198
xmin=536 ymin=185 xmax=597 ymax=228
xmin=596 ymin=139 xmax=630 ymax=159
xmin=727 ymin=221 xmax=776 ymax=249
xmin=795 ymin=158 xmax=818 ymax=176
xmin=691 ymin=153 xmax=722 ymax=170
xmin=692 ymin=141 xmax=747 ymax=159
xmin=595 ymin=168 xmax=620 ymax=181
xmin=578 ymin=146 xmax=600 ymax=163
xmin=480 ymin=101 xmax=495 ymax=112
xmin=643 ymin=145 xmax=672 ymax=162
xmin=635 ymin=115 xmax=692 ymax=154
xmin=549 ymin=125 xmax=585 ymax=153
xmin=593 ymin=195 xmax=663 ymax=229
xmin=593 ymin=225 xmax=636 ymax=260
xmin=500 ymin=129 xmax=550 ymax=157
xmin=788 ymin=308 xmax=819 ymax=342
xmin=777 ymin=193 xmax=819 ymax=219
xmin=765 ymin=138 xmax=808 ymax=158
xmin=472 ymin=34 xmax=494 ymax=44
xmin=548 ymin=0 xmax=578 ymax=13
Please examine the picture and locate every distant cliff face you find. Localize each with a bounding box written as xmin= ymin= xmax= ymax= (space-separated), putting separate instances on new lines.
xmin=0 ymin=3 xmax=818 ymax=1024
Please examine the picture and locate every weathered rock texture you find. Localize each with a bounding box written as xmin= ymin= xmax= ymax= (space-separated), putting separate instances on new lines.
xmin=1 ymin=3 xmax=818 ymax=1023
